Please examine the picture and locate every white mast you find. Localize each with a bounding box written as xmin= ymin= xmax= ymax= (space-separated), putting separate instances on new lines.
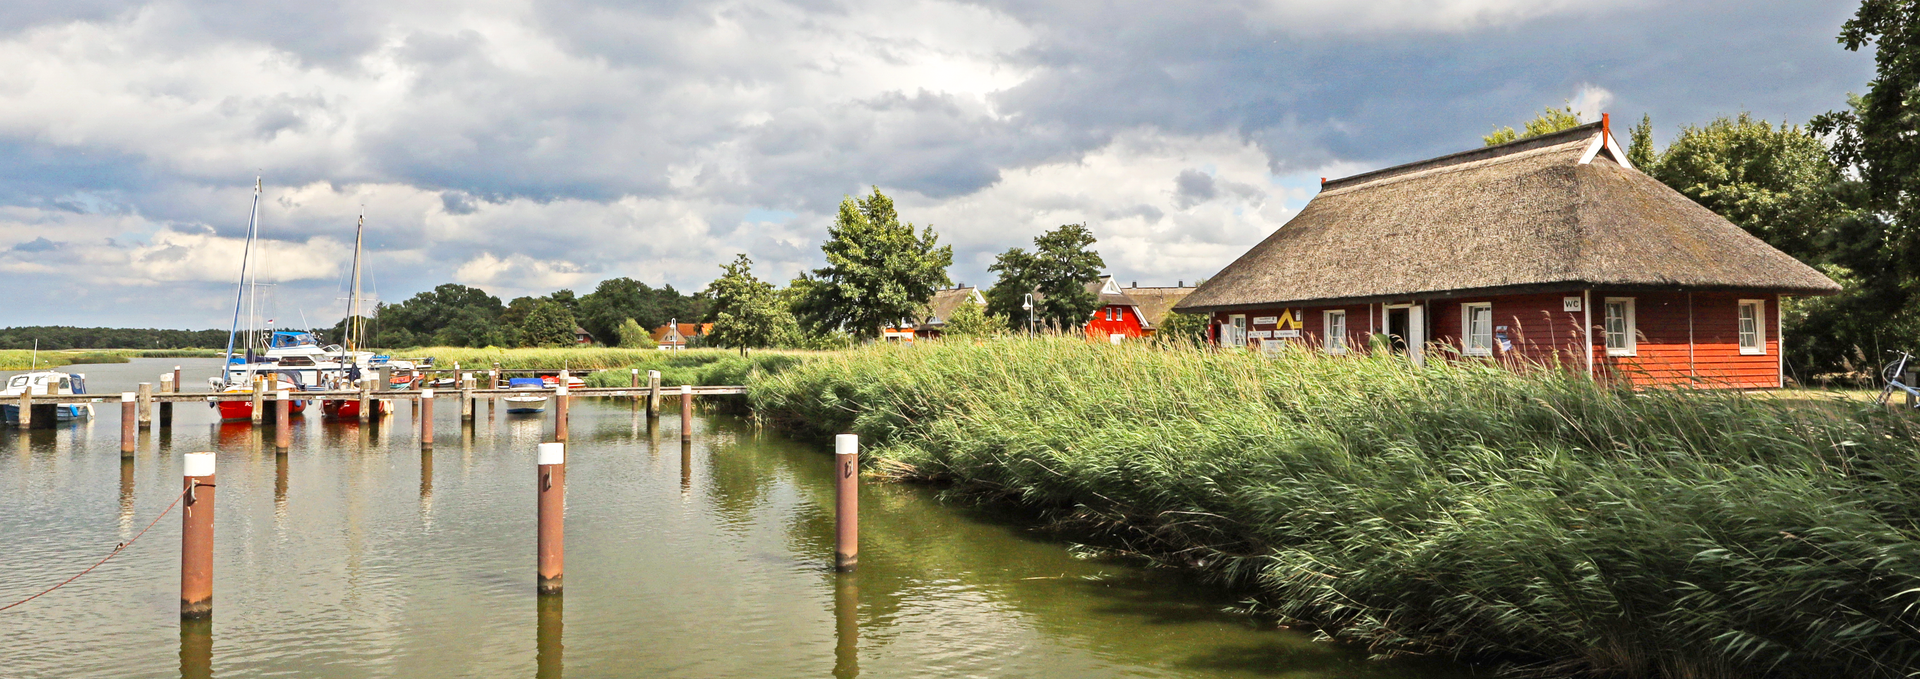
xmin=347 ymin=213 xmax=365 ymax=353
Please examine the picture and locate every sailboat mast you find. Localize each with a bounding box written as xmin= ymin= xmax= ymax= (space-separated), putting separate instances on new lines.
xmin=348 ymin=213 xmax=365 ymax=353
xmin=222 ymin=178 xmax=262 ymax=384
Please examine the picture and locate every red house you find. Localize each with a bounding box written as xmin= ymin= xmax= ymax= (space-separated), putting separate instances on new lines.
xmin=1173 ymin=118 xmax=1839 ymax=388
xmin=1081 ymin=277 xmax=1196 ymax=343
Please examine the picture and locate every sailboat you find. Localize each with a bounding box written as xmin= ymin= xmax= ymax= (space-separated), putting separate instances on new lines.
xmin=210 ymin=179 xmax=306 ymax=421
xmin=321 ymin=213 xmax=396 ymax=419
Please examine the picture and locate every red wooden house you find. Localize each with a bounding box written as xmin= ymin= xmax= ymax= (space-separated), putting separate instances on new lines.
xmin=1172 ymin=118 xmax=1839 ymax=388
xmin=1081 ymin=277 xmax=1196 ymax=342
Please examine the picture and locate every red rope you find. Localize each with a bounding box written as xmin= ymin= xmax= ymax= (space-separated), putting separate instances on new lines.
xmin=0 ymin=484 xmax=193 ymax=613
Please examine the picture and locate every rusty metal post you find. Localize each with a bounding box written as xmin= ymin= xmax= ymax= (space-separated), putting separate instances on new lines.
xmin=273 ymin=390 xmax=291 ymax=450
xmin=647 ymin=370 xmax=661 ymax=417
xmin=554 ymin=378 xmax=570 ymax=442
xmin=834 ymin=434 xmax=859 ymax=572
xmin=159 ymin=373 xmax=174 ymax=428
xmin=180 ymin=452 xmax=216 ymax=619
xmin=420 ymin=389 xmax=435 ymax=448
xmin=120 ymin=392 xmax=137 ymax=456
xmin=537 ymin=442 xmax=565 ymax=594
xmin=137 ymin=382 xmax=154 ymax=429
xmin=679 ymin=385 xmax=693 ymax=441
xmin=250 ymin=375 xmax=265 ymax=424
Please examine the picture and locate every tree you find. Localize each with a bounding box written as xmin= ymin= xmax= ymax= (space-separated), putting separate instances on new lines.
xmin=706 ymin=254 xmax=797 ymax=354
xmin=1650 ymin=114 xmax=1846 ymax=263
xmin=375 ymin=284 xmax=504 ymax=346
xmin=1155 ymin=311 xmax=1210 ymax=346
xmin=986 ymin=224 xmax=1105 ymax=332
xmin=941 ymin=301 xmax=1002 ymax=338
xmin=1627 ymin=114 xmax=1658 ymax=170
xmin=795 ymin=187 xmax=953 ymax=340
xmin=577 ymin=277 xmax=661 ymax=345
xmin=616 ymin=318 xmax=650 ymax=348
xmin=1483 ymin=105 xmax=1583 ymax=146
xmin=519 ymin=300 xmax=577 ymax=347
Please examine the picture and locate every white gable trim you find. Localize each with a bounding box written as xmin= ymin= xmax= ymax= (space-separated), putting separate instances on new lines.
xmin=1577 ymin=131 xmax=1635 ymax=171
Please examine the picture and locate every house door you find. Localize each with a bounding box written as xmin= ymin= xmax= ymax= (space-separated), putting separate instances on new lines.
xmin=1385 ymin=307 xmax=1410 ymax=352
xmin=1384 ymin=304 xmax=1426 ymax=365
xmin=1226 ymin=315 xmax=1247 ymax=348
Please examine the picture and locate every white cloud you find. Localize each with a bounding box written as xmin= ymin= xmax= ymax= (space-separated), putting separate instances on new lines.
xmin=1570 ymin=83 xmax=1616 ymax=123
xmin=1245 ymin=0 xmax=1648 ymax=33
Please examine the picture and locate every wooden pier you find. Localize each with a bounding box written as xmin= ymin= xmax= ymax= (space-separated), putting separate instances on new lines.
xmin=11 ymin=386 xmax=746 ymax=406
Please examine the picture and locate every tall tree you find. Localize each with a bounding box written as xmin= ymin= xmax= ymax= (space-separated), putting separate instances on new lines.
xmin=1483 ymin=105 xmax=1583 ymax=146
xmin=706 ymin=254 xmax=797 ymax=354
xmin=795 ymin=188 xmax=953 ymax=339
xmin=985 ymin=224 xmax=1105 ymax=332
xmin=577 ymin=277 xmax=663 ymax=345
xmin=1651 ymin=114 xmax=1847 ymax=262
xmin=518 ymin=299 xmax=578 ymax=347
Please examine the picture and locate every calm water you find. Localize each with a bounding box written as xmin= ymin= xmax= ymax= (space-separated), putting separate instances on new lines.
xmin=1 ymin=358 xmax=1475 ymax=678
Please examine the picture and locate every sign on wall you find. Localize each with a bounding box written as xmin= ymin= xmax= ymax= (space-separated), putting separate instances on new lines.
xmin=1563 ymin=297 xmax=1583 ymax=312
xmin=1252 ymin=316 xmax=1278 ymax=325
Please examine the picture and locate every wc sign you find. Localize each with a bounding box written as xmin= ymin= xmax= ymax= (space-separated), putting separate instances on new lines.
xmin=1563 ymin=297 xmax=1583 ymax=312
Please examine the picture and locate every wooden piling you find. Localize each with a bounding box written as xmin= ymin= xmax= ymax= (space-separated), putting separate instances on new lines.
xmin=647 ymin=371 xmax=661 ymax=417
xmin=679 ymin=385 xmax=693 ymax=441
xmin=537 ymin=442 xmax=565 ymax=594
xmin=120 ymin=393 xmax=137 ymax=456
xmin=159 ymin=373 xmax=174 ymax=427
xmin=554 ymin=375 xmax=570 ymax=442
xmin=250 ymin=376 xmax=265 ymax=424
xmin=420 ymin=389 xmax=435 ymax=448
xmin=358 ymin=377 xmax=372 ymax=422
xmin=15 ymin=387 xmax=28 ymax=429
xmin=488 ymin=370 xmax=499 ymax=419
xmin=460 ymin=373 xmax=474 ymax=421
xmin=137 ymin=382 xmax=154 ymax=429
xmin=834 ymin=434 xmax=859 ymax=572
xmin=630 ymin=368 xmax=640 ymax=412
xmin=273 ymin=390 xmax=291 ymax=450
xmin=180 ymin=452 xmax=216 ymax=619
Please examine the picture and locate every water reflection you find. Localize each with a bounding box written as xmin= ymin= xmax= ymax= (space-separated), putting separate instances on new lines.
xmin=118 ymin=456 xmax=135 ymax=536
xmin=537 ymin=594 xmax=563 ymax=679
xmin=179 ymin=619 xmax=213 ymax=679
xmin=679 ymin=440 xmax=693 ymax=494
xmin=420 ymin=448 xmax=435 ymax=523
xmin=833 ymin=574 xmax=859 ymax=679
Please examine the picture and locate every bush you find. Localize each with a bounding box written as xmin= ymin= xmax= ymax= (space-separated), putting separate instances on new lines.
xmin=747 ymin=337 xmax=1920 ymax=678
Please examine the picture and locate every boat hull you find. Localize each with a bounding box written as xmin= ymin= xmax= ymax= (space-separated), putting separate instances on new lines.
xmin=216 ymin=398 xmax=306 ymax=422
xmin=1 ymin=403 xmax=90 ymax=424
xmin=321 ymin=398 xmax=391 ymax=419
xmin=503 ymin=396 xmax=547 ymax=413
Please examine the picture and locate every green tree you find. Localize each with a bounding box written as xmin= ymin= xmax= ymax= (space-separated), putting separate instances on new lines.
xmin=616 ymin=318 xmax=650 ymax=348
xmin=577 ymin=277 xmax=672 ymax=344
xmin=1155 ymin=311 xmax=1211 ymax=346
xmin=1651 ymin=113 xmax=1846 ymax=263
xmin=706 ymin=254 xmax=798 ymax=354
xmin=375 ymin=283 xmax=504 ymax=346
xmin=1627 ymin=114 xmax=1658 ymax=170
xmin=986 ymin=224 xmax=1105 ymax=332
xmin=795 ymin=188 xmax=953 ymax=340
xmin=941 ymin=301 xmax=1002 ymax=338
xmin=518 ymin=300 xmax=578 ymax=347
xmin=1484 ymin=105 xmax=1583 ymax=146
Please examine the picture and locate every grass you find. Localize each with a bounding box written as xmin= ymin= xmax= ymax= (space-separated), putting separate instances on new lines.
xmin=0 ymin=348 xmax=224 ymax=370
xmin=403 ymin=346 xmax=816 ymax=372
xmin=747 ymin=337 xmax=1920 ymax=679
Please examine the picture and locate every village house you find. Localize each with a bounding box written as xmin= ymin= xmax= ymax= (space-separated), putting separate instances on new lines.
xmin=910 ymin=286 xmax=988 ymax=339
xmin=651 ymin=322 xmax=711 ymax=350
xmin=1173 ymin=118 xmax=1839 ymax=388
xmin=1081 ymin=277 xmax=1196 ymax=343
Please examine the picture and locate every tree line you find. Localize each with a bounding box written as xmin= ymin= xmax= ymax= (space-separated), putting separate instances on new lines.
xmin=0 ymin=326 xmax=230 ymax=350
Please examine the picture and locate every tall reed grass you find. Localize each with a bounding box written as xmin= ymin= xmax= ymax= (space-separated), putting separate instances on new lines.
xmin=0 ymin=348 xmax=223 ymax=370
xmin=412 ymin=346 xmax=813 ymax=373
xmin=749 ymin=337 xmax=1920 ymax=678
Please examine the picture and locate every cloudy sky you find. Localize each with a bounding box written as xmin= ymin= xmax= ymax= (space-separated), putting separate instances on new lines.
xmin=0 ymin=0 xmax=1875 ymax=329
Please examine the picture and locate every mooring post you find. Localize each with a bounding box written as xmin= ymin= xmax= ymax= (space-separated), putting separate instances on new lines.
xmin=15 ymin=387 xmax=28 ymax=429
xmin=250 ymin=376 xmax=265 ymax=424
xmin=679 ymin=385 xmax=693 ymax=441
xmin=120 ymin=392 xmax=137 ymax=456
xmin=180 ymin=452 xmax=216 ymax=619
xmin=358 ymin=377 xmax=372 ymax=422
xmin=137 ymin=382 xmax=154 ymax=430
xmin=273 ymin=390 xmax=291 ymax=451
xmin=630 ymin=368 xmax=640 ymax=412
xmin=647 ymin=371 xmax=661 ymax=417
xmin=460 ymin=373 xmax=474 ymax=421
xmin=420 ymin=389 xmax=435 ymax=448
xmin=159 ymin=373 xmax=174 ymax=428
xmin=835 ymin=434 xmax=859 ymax=572
xmin=554 ymin=375 xmax=570 ymax=443
xmin=488 ymin=370 xmax=498 ymax=419
xmin=537 ymin=441 xmax=565 ymax=594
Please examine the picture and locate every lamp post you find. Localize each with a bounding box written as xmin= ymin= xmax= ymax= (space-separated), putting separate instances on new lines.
xmin=1022 ymin=293 xmax=1034 ymax=336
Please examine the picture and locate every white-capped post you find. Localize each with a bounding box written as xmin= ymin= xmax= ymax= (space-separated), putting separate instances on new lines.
xmin=679 ymin=384 xmax=693 ymax=441
xmin=273 ymin=389 xmax=291 ymax=450
xmin=834 ymin=434 xmax=859 ymax=572
xmin=537 ymin=442 xmax=565 ymax=594
xmin=180 ymin=452 xmax=216 ymax=618
xmin=419 ymin=389 xmax=435 ymax=447
xmin=120 ymin=392 xmax=137 ymax=455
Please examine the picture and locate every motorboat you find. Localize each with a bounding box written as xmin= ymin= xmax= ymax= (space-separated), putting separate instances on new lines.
xmin=503 ymin=377 xmax=550 ymax=413
xmin=1 ymin=371 xmax=92 ymax=424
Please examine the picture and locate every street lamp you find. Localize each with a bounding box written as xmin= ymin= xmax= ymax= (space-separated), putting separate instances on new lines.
xmin=1022 ymin=293 xmax=1034 ymax=336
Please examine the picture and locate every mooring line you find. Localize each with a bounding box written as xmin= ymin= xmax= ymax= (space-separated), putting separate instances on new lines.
xmin=0 ymin=485 xmax=194 ymax=612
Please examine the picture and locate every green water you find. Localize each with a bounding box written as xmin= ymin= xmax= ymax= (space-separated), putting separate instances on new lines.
xmin=0 ymin=359 xmax=1476 ymax=678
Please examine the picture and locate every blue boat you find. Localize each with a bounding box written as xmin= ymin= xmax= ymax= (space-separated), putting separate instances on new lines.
xmin=2 ymin=371 xmax=93 ymax=424
xmin=504 ymin=377 xmax=549 ymax=413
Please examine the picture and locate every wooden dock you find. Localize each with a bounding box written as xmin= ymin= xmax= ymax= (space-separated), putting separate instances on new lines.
xmin=13 ymin=386 xmax=747 ymax=405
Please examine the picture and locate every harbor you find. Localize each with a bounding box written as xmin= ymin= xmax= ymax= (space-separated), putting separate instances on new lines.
xmin=0 ymin=357 xmax=1472 ymax=679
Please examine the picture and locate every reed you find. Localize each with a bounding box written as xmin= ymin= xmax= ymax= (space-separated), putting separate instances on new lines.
xmin=408 ymin=346 xmax=815 ymax=373
xmin=0 ymin=348 xmax=222 ymax=370
xmin=748 ymin=337 xmax=1920 ymax=678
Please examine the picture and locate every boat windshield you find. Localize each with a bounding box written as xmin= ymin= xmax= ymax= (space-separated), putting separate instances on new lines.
xmin=6 ymin=375 xmax=27 ymax=389
xmin=269 ymin=331 xmax=320 ymax=349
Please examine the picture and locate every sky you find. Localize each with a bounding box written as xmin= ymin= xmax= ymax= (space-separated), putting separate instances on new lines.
xmin=0 ymin=0 xmax=1877 ymax=329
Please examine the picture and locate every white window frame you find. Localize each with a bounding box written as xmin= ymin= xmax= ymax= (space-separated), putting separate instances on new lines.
xmin=1738 ymin=299 xmax=1765 ymax=355
xmin=1323 ymin=310 xmax=1347 ymax=354
xmin=1226 ymin=314 xmax=1248 ymax=348
xmin=1462 ymin=303 xmax=1494 ymax=357
xmin=1604 ymin=297 xmax=1637 ymax=357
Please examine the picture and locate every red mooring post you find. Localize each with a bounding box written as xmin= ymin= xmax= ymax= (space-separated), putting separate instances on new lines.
xmin=554 ymin=376 xmax=570 ymax=442
xmin=679 ymin=385 xmax=693 ymax=441
xmin=835 ymin=434 xmax=859 ymax=572
xmin=120 ymin=392 xmax=137 ymax=456
xmin=180 ymin=452 xmax=216 ymax=619
xmin=537 ymin=442 xmax=565 ymax=594
xmin=420 ymin=389 xmax=435 ymax=447
xmin=273 ymin=390 xmax=291 ymax=450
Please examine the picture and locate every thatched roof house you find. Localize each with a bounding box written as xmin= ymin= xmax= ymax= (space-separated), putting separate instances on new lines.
xmin=1175 ymin=118 xmax=1837 ymax=388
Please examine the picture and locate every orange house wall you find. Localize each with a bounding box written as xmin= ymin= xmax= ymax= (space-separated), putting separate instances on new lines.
xmin=1210 ymin=290 xmax=1783 ymax=389
xmin=1085 ymin=304 xmax=1148 ymax=339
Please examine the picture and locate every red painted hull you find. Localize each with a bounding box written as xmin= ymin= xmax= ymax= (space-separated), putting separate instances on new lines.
xmin=322 ymin=399 xmax=389 ymax=419
xmin=216 ymin=398 xmax=306 ymax=421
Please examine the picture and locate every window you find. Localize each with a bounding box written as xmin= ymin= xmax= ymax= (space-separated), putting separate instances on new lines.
xmin=1463 ymin=303 xmax=1493 ymax=356
xmin=1226 ymin=315 xmax=1247 ymax=347
xmin=1323 ymin=310 xmax=1347 ymax=354
xmin=1738 ymin=299 xmax=1765 ymax=355
xmin=1604 ymin=298 xmax=1636 ymax=356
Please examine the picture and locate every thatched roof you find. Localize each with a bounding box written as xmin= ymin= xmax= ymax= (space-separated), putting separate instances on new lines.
xmin=917 ymin=287 xmax=985 ymax=328
xmin=1175 ymin=122 xmax=1840 ymax=313
xmin=1120 ymin=285 xmax=1195 ymax=329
